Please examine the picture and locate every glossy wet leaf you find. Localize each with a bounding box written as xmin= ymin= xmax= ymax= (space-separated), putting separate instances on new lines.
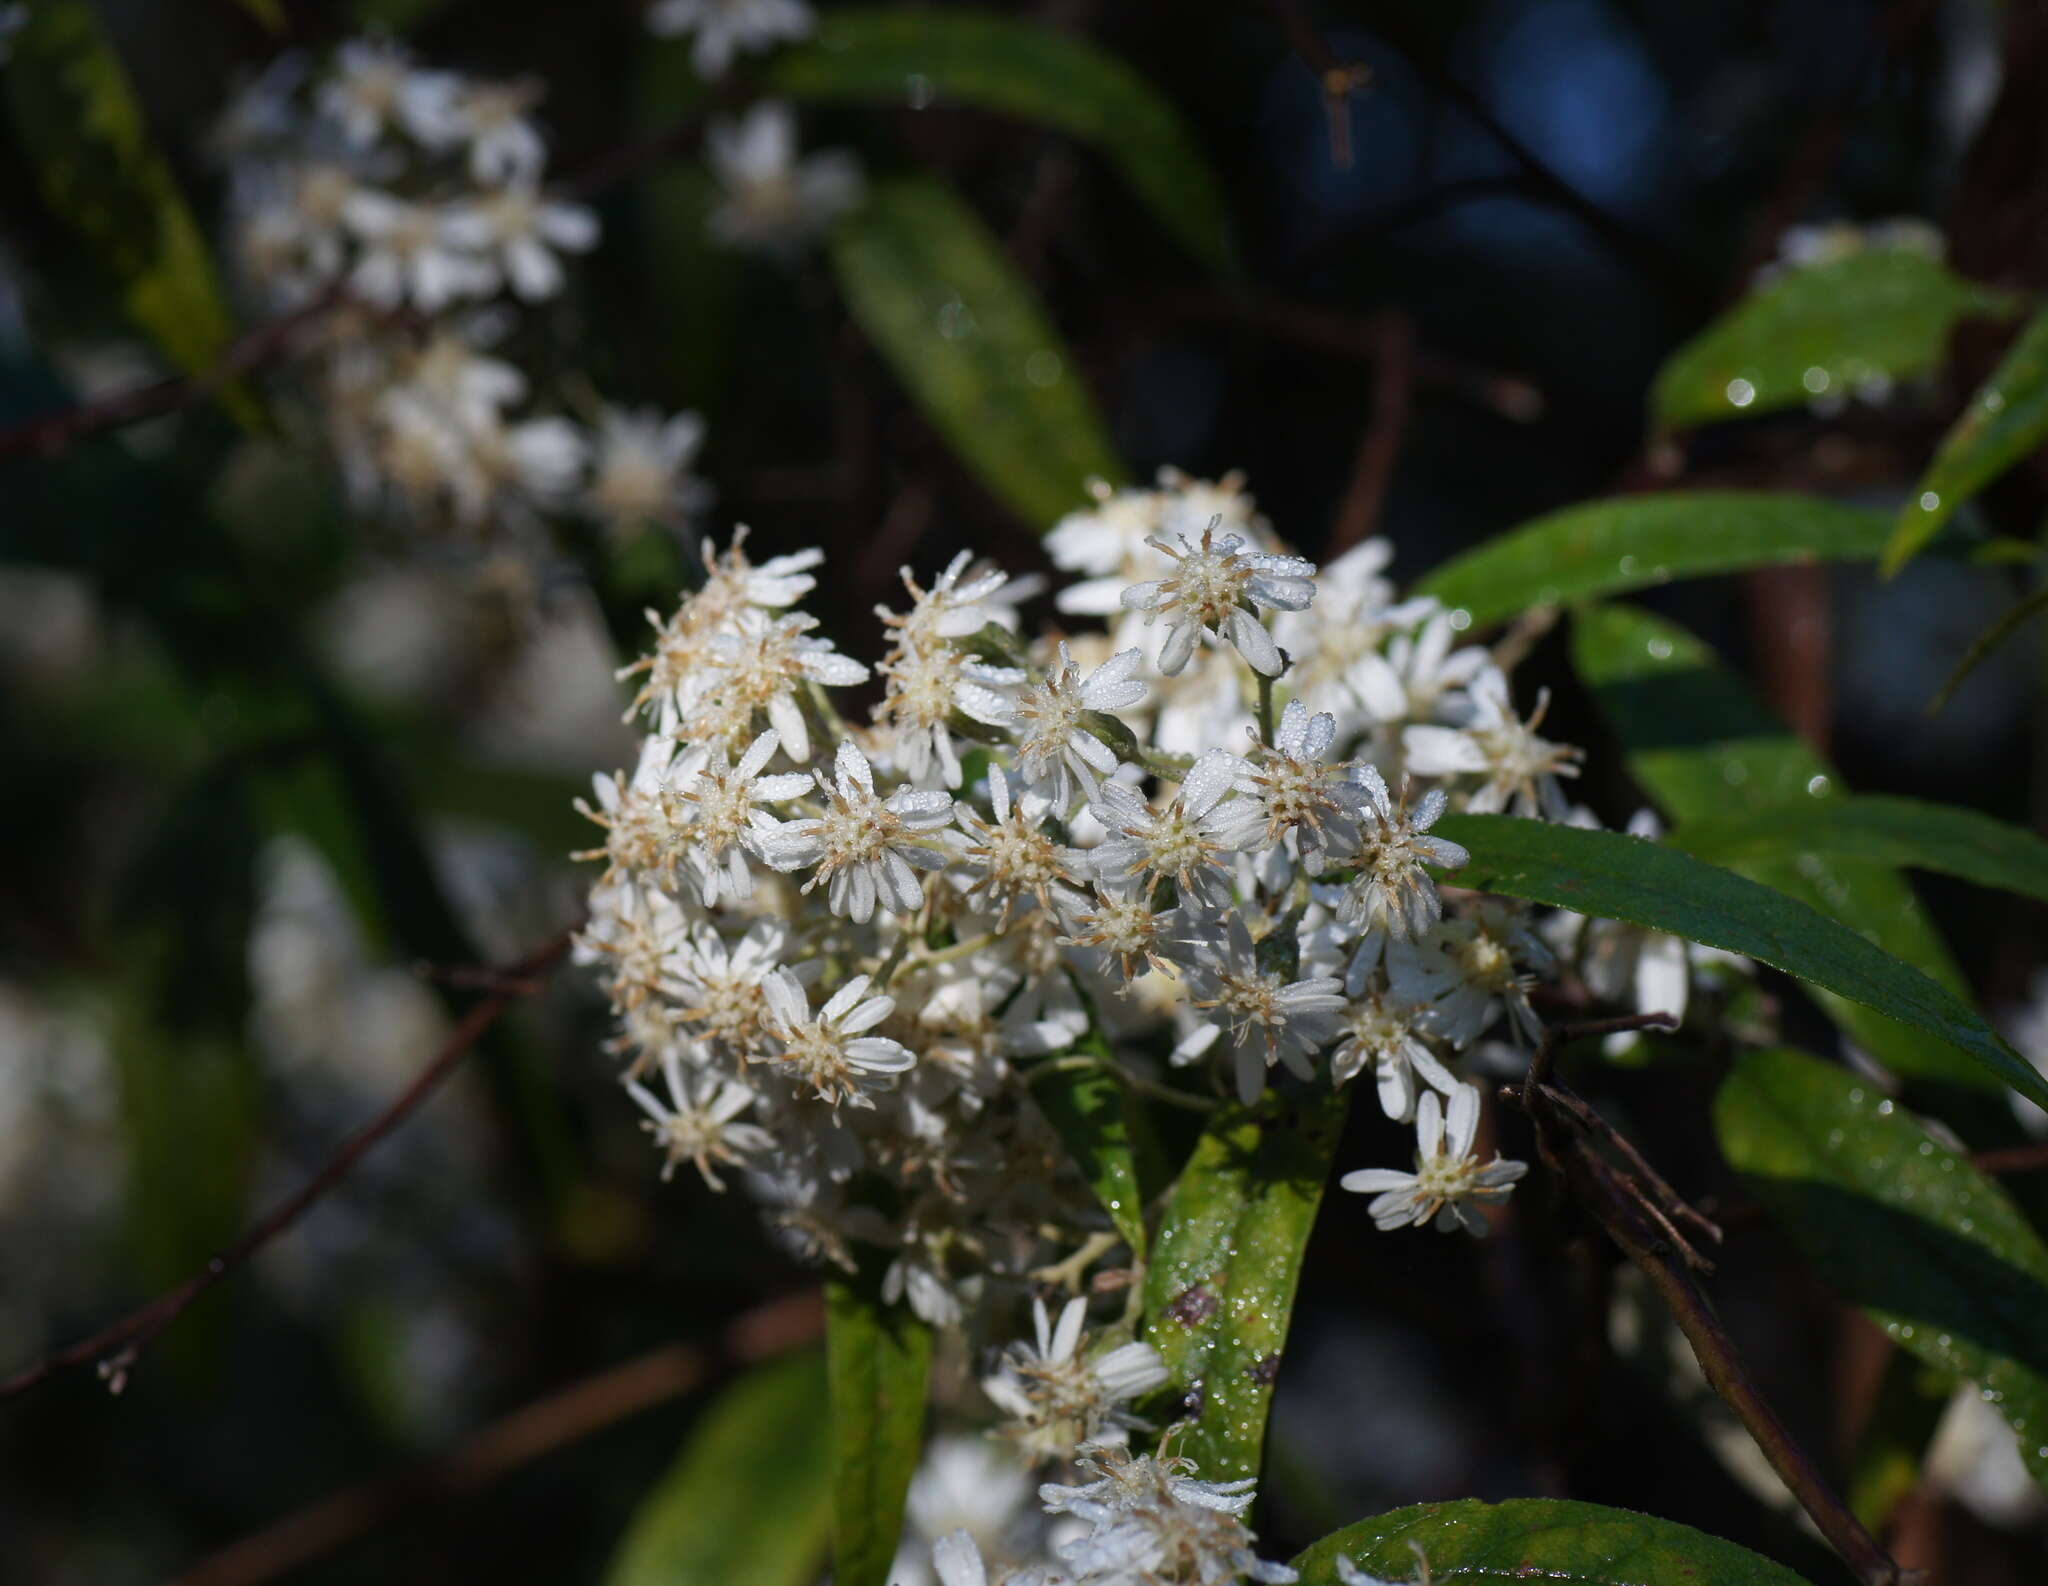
xmin=605 ymin=1352 xmax=831 ymax=1586
xmin=1570 ymin=603 xmax=1995 ymax=1100
xmin=1029 ymin=1036 xmax=1149 ymax=1258
xmin=6 ymin=1 xmax=247 ymax=396
xmin=1671 ymin=795 xmax=2048 ymax=907
xmin=832 ymin=177 xmax=1125 ymax=528
xmin=1435 ymin=813 xmax=2048 ymax=1110
xmin=1141 ymin=1086 xmax=1349 ymax=1482
xmin=1717 ymin=1048 xmax=2048 ymax=1486
xmin=1416 ymin=492 xmax=1893 ymax=627
xmin=773 ymin=7 xmax=1233 ymax=271
xmin=826 ymin=1275 xmax=933 ymax=1586
xmin=1652 ymin=246 xmax=2017 ymax=430
xmin=1291 ymin=1497 xmax=1814 ymax=1585
xmin=1888 ymin=304 xmax=2048 ymax=575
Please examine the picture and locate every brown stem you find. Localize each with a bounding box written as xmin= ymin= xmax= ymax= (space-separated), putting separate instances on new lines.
xmin=162 ymin=1290 xmax=824 ymax=1586
xmin=1968 ymin=1140 xmax=2048 ymax=1176
xmin=1327 ymin=312 xmax=1415 ymax=555
xmin=1259 ymin=0 xmax=1375 ymax=167
xmin=0 ymin=929 xmax=574 ymax=1405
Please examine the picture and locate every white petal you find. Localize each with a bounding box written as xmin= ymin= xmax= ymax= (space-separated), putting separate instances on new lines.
xmin=1445 ymin=1081 xmax=1480 ymax=1157
xmin=1228 ymin=608 xmax=1283 ymax=675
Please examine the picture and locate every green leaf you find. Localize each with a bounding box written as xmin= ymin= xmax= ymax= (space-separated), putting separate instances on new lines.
xmin=1416 ymin=492 xmax=1894 ymax=628
xmin=1570 ymin=602 xmax=1995 ymax=1100
xmin=1028 ymin=1034 xmax=1149 ymax=1259
xmin=772 ymin=7 xmax=1233 ymax=272
xmin=1141 ymin=1085 xmax=1350 ymax=1482
xmin=1927 ymin=582 xmax=2048 ymax=713
xmin=826 ymin=1275 xmax=933 ymax=1586
xmin=830 ymin=176 xmax=1126 ymax=529
xmin=1671 ymin=795 xmax=2048 ymax=907
xmin=1889 ymin=304 xmax=2048 ymax=576
xmin=1716 ymin=1047 xmax=2048 ymax=1486
xmin=1291 ymin=1497 xmax=1814 ymax=1585
xmin=605 ymin=1352 xmax=832 ymax=1586
xmin=1434 ymin=812 xmax=2048 ymax=1111
xmin=1651 ymin=246 xmax=2018 ymax=430
xmin=5 ymin=1 xmax=248 ymax=397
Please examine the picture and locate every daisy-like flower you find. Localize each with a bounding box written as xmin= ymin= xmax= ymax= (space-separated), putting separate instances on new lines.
xmin=1340 ymin=1083 xmax=1527 ymax=1235
xmin=758 ymin=967 xmax=915 ymax=1107
xmin=1177 ymin=914 xmax=1346 ymax=1104
xmin=669 ymin=729 xmax=815 ymax=904
xmin=1047 ymin=478 xmax=1168 ymax=615
xmin=953 ymin=768 xmax=1084 ymax=922
xmin=929 ymin=1532 xmax=1061 ymax=1586
xmin=706 ymin=101 xmax=863 ymax=253
xmin=444 ymin=75 xmax=548 ymax=184
xmin=1088 ymin=751 xmax=1242 ymax=909
xmin=573 ymin=734 xmax=689 ymax=885
xmin=648 ymin=0 xmax=814 ymax=78
xmin=584 ymin=406 xmax=710 ymax=535
xmin=1328 ymin=989 xmax=1458 ymax=1122
xmin=1338 ymin=601 xmax=1487 ymax=728
xmin=624 ymin=1049 xmax=773 ymax=1188
xmin=1337 ymin=767 xmax=1468 ymax=939
xmin=686 ymin=611 xmax=870 ymax=762
xmin=342 ymin=189 xmax=494 ymax=310
xmin=439 ymin=181 xmax=598 ymax=302
xmin=881 ymin=551 xmax=1036 ymax=650
xmin=1118 ymin=527 xmax=1316 ymax=677
xmin=1388 ymin=902 xmax=1550 ymax=1048
xmin=1207 ymin=700 xmax=1369 ymax=874
xmin=1042 ymin=1445 xmax=1297 ymax=1585
xmin=756 ymin=740 xmax=953 ymax=922
xmin=1011 ymin=643 xmax=1146 ymax=808
xmin=1060 ymin=880 xmax=1187 ymax=984
xmin=670 ymin=920 xmax=805 ymax=1056
xmin=1403 ymin=667 xmax=1581 ymax=820
xmin=318 ymin=39 xmax=441 ymax=148
xmin=873 ymin=642 xmax=1023 ymax=788
xmin=983 ymin=1296 xmax=1170 ymax=1462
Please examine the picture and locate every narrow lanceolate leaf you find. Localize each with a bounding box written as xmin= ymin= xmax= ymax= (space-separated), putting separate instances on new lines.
xmin=6 ymin=1 xmax=244 ymax=384
xmin=1928 ymin=583 xmax=2048 ymax=714
xmin=1888 ymin=304 xmax=2048 ymax=576
xmin=604 ymin=1352 xmax=832 ymax=1586
xmin=1028 ymin=1037 xmax=1149 ymax=1259
xmin=831 ymin=176 xmax=1126 ymax=529
xmin=773 ymin=7 xmax=1233 ymax=272
xmin=1141 ymin=1086 xmax=1349 ymax=1483
xmin=1291 ymin=1498 xmax=1814 ymax=1586
xmin=1416 ymin=492 xmax=1892 ymax=628
xmin=1570 ymin=602 xmax=1994 ymax=1101
xmin=1671 ymin=795 xmax=2048 ymax=907
xmin=826 ymin=1276 xmax=933 ymax=1586
xmin=1717 ymin=1048 xmax=2048 ymax=1487
xmin=1651 ymin=246 xmax=2018 ymax=430
xmin=1434 ymin=813 xmax=2048 ymax=1111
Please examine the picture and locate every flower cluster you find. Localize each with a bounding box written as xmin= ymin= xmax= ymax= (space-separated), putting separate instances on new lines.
xmin=577 ymin=468 xmax=1722 ymax=1350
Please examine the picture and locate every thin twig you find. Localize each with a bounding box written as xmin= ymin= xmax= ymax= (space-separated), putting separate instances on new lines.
xmin=1970 ymin=1140 xmax=2048 ymax=1176
xmin=1261 ymin=0 xmax=1374 ymax=167
xmin=0 ymin=929 xmax=574 ymax=1405
xmin=1327 ymin=311 xmax=1415 ymax=555
xmin=163 ymin=1290 xmax=824 ymax=1586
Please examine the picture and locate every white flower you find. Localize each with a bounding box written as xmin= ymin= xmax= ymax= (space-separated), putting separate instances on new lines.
xmin=756 ymin=739 xmax=952 ymax=921
xmin=1329 ymin=989 xmax=1459 ymax=1122
xmin=1042 ymin=1446 xmax=1296 ymax=1585
xmin=685 ymin=611 xmax=870 ymax=761
xmin=758 ymin=967 xmax=915 ymax=1106
xmin=1012 ymin=643 xmax=1146 ymax=809
xmin=668 ymin=729 xmax=815 ymax=903
xmin=624 ymin=1049 xmax=772 ymax=1188
xmin=1339 ymin=602 xmax=1487 ymax=728
xmin=342 ymin=190 xmax=494 ymax=310
xmin=439 ymin=182 xmax=598 ymax=301
xmin=1048 ymin=479 xmax=1168 ymax=614
xmin=584 ymin=406 xmax=709 ymax=534
xmin=873 ymin=643 xmax=1023 ymax=788
xmin=1087 ymin=751 xmax=1243 ymax=910
xmin=1119 ymin=527 xmax=1315 ymax=677
xmin=1340 ymin=1083 xmax=1527 ymax=1235
xmin=1402 ymin=667 xmax=1581 ymax=820
xmin=648 ymin=0 xmax=814 ymax=77
xmin=706 ymin=101 xmax=863 ymax=252
xmin=1177 ymin=914 xmax=1347 ymax=1104
xmin=932 ymin=1532 xmax=991 ymax=1586
xmin=883 ymin=551 xmax=1037 ymax=648
xmin=319 ymin=40 xmax=445 ymax=148
xmin=669 ymin=919 xmax=804 ymax=1055
xmin=984 ymin=1296 xmax=1169 ymax=1461
xmin=1337 ymin=767 xmax=1468 ymax=940
xmin=1207 ymin=700 xmax=1369 ymax=874
xmin=1059 ymin=880 xmax=1188 ymax=985
xmin=445 ymin=76 xmax=549 ymax=184
xmin=954 ymin=768 xmax=1084 ymax=922
xmin=1387 ymin=902 xmax=1550 ymax=1048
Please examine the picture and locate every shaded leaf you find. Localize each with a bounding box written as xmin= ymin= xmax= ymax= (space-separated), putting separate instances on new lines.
xmin=605 ymin=1352 xmax=832 ymax=1586
xmin=1434 ymin=812 xmax=2048 ymax=1110
xmin=1141 ymin=1086 xmax=1349 ymax=1482
xmin=1291 ymin=1497 xmax=1813 ymax=1585
xmin=773 ymin=6 xmax=1233 ymax=271
xmin=6 ymin=1 xmax=247 ymax=396
xmin=827 ymin=1275 xmax=933 ymax=1586
xmin=1028 ymin=1034 xmax=1149 ymax=1258
xmin=1889 ymin=304 xmax=2048 ymax=576
xmin=1671 ymin=795 xmax=2048 ymax=907
xmin=1569 ymin=603 xmax=1995 ymax=1101
xmin=831 ymin=176 xmax=1125 ymax=529
xmin=1652 ymin=246 xmax=2017 ymax=430
xmin=1416 ymin=491 xmax=1894 ymax=628
xmin=1927 ymin=581 xmax=2048 ymax=714
xmin=1716 ymin=1048 xmax=2048 ymax=1486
